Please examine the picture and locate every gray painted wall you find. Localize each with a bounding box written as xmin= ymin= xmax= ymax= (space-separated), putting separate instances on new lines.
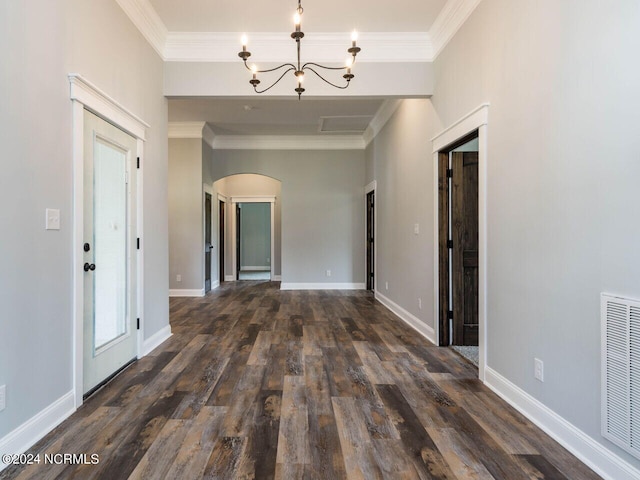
xmin=365 ymin=100 xmax=438 ymax=327
xmin=367 ymin=0 xmax=640 ymax=468
xmin=168 ymin=138 xmax=203 ymax=290
xmin=212 ymin=151 xmax=365 ymax=284
xmin=0 ymin=0 xmax=168 ymax=438
xmin=239 ymin=203 xmax=271 ymax=269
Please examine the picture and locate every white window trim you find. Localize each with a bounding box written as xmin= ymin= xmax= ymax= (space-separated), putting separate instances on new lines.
xmin=69 ymin=74 xmax=149 ymax=408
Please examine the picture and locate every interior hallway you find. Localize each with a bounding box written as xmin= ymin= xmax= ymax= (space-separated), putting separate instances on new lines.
xmin=1 ymin=282 xmax=601 ymax=479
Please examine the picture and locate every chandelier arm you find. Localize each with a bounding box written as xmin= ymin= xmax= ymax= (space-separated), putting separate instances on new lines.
xmin=244 ymin=60 xmax=297 ymax=74
xmin=304 ymin=67 xmax=350 ymax=89
xmin=253 ymin=67 xmax=297 ymax=93
xmin=302 ymin=62 xmax=349 ymax=72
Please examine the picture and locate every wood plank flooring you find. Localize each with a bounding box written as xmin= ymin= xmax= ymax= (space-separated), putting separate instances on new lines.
xmin=1 ymin=281 xmax=601 ymax=479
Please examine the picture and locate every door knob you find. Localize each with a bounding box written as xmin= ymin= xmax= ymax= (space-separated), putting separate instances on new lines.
xmin=84 ymin=263 xmax=96 ymax=272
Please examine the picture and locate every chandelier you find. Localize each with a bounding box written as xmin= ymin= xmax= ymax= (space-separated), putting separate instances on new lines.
xmin=238 ymin=0 xmax=361 ymax=99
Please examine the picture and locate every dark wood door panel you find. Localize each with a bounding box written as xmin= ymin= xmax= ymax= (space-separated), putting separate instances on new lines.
xmin=452 ymin=151 xmax=479 ymax=346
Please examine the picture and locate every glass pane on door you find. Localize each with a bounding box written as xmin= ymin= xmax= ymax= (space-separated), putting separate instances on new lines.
xmin=93 ymin=137 xmax=128 ymax=350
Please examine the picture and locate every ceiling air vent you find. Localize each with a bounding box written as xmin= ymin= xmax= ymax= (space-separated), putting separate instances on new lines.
xmin=319 ymin=116 xmax=373 ymax=133
xmin=602 ymin=293 xmax=640 ymax=459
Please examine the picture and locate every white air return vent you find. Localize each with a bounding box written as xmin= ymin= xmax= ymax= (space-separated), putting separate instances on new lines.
xmin=319 ymin=116 xmax=373 ymax=133
xmin=602 ymin=293 xmax=640 ymax=459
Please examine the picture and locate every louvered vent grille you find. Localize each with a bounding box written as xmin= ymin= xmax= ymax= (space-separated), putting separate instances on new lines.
xmin=602 ymin=294 xmax=640 ymax=459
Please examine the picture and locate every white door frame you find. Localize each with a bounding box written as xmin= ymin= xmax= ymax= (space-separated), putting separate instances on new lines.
xmin=431 ymin=103 xmax=489 ymax=382
xmin=230 ymin=196 xmax=276 ymax=281
xmin=365 ymin=180 xmax=377 ymax=292
xmin=69 ymin=74 xmax=149 ymax=408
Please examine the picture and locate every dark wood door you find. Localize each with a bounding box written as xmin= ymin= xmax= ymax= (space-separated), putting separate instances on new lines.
xmin=236 ymin=204 xmax=241 ymax=280
xmin=366 ymin=191 xmax=375 ymax=290
xmin=205 ymin=193 xmax=212 ymax=293
xmin=438 ymin=152 xmax=450 ymax=346
xmin=219 ymin=200 xmax=225 ymax=283
xmin=451 ymin=151 xmax=479 ymax=345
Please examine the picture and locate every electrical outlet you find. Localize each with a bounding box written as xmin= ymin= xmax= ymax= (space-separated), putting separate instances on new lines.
xmin=326 ymin=270 xmax=331 ymax=277
xmin=385 ymin=281 xmax=389 ymax=290
xmin=266 ymin=257 xmax=270 ymax=264
xmin=534 ymin=358 xmax=544 ymax=382
xmin=414 ymin=223 xmax=419 ymax=235
xmin=418 ymin=298 xmax=422 ymax=309
xmin=0 ymin=385 xmax=6 ymax=411
xmin=176 ymin=274 xmax=182 ymax=282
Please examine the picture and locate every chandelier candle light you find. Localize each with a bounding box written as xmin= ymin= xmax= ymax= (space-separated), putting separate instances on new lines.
xmin=238 ymin=0 xmax=361 ymax=99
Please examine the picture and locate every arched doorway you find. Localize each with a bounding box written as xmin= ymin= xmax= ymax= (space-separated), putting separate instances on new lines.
xmin=213 ymin=174 xmax=282 ymax=282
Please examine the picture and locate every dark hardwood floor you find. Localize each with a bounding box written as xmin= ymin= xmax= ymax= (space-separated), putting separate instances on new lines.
xmin=2 ymin=281 xmax=601 ymax=479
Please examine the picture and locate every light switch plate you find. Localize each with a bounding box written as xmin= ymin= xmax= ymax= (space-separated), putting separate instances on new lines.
xmin=0 ymin=385 xmax=6 ymax=411
xmin=45 ymin=208 xmax=60 ymax=230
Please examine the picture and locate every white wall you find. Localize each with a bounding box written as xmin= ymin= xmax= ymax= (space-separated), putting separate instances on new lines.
xmin=0 ymin=0 xmax=168 ymax=443
xmin=212 ymin=150 xmax=365 ymax=286
xmin=367 ymin=0 xmax=640 ymax=473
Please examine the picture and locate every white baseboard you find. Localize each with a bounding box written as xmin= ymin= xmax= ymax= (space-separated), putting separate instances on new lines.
xmin=211 ymin=280 xmax=220 ymax=289
xmin=280 ymin=282 xmax=366 ymax=291
xmin=224 ymin=275 xmax=235 ymax=282
xmin=484 ymin=367 xmax=640 ymax=480
xmin=0 ymin=391 xmax=75 ymax=471
xmin=272 ymin=275 xmax=282 ymax=281
xmin=374 ymin=290 xmax=436 ymax=344
xmin=169 ymin=289 xmax=204 ymax=297
xmin=142 ymin=325 xmax=173 ymax=356
xmin=241 ymin=266 xmax=271 ymax=271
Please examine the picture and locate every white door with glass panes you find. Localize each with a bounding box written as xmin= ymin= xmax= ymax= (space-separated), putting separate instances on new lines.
xmin=83 ymin=110 xmax=137 ymax=395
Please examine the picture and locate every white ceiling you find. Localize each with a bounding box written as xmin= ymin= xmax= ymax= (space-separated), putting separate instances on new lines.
xmin=130 ymin=0 xmax=464 ymax=137
xmin=168 ymin=97 xmax=385 ymax=135
xmin=149 ymin=0 xmax=447 ymax=33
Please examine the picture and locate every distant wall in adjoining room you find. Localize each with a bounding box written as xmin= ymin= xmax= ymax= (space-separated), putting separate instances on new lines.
xmin=211 ymin=151 xmax=365 ymax=285
xmin=239 ymin=203 xmax=271 ymax=270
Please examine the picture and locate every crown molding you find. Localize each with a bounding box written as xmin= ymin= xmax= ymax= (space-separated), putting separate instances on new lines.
xmin=115 ymin=0 xmax=168 ymax=59
xmin=168 ymin=122 xmax=216 ymax=148
xmin=164 ymin=32 xmax=432 ymax=63
xmin=116 ymin=0 xmax=481 ymax=64
xmin=363 ymin=99 xmax=403 ymax=146
xmin=430 ymin=0 xmax=483 ymax=58
xmin=212 ymin=135 xmax=365 ymax=151
xmin=168 ymin=121 xmax=206 ymax=138
xmin=202 ymin=123 xmax=215 ymax=149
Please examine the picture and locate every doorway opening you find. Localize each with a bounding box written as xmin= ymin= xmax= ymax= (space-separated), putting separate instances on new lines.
xmin=365 ymin=185 xmax=375 ymax=291
xmin=432 ymin=103 xmax=488 ymax=380
xmin=236 ymin=202 xmax=272 ymax=280
xmin=204 ymin=192 xmax=212 ymax=293
xmin=70 ymin=74 xmax=149 ymax=407
xmin=219 ymin=198 xmax=226 ymax=283
xmin=213 ymin=174 xmax=281 ymax=283
xmin=438 ymin=132 xmax=479 ymax=364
